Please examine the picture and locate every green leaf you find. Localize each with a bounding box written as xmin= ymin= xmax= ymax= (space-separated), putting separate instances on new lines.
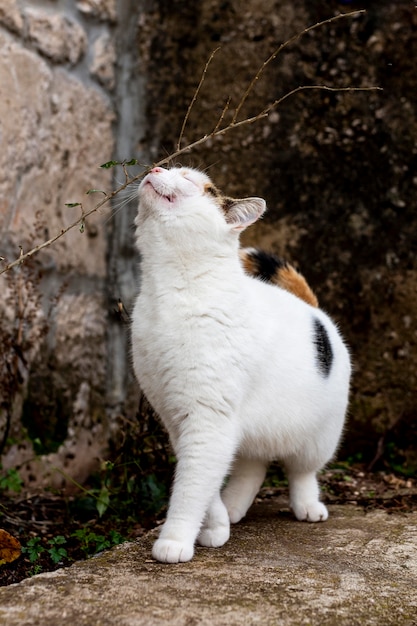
xmin=109 ymin=530 xmax=125 ymax=546
xmin=22 ymin=537 xmax=45 ymax=562
xmin=48 ymin=546 xmax=68 ymax=564
xmin=48 ymin=535 xmax=66 ymax=547
xmin=96 ymin=485 xmax=110 ymax=518
xmin=0 ymin=468 xmax=23 ymax=493
xmin=99 ymin=160 xmax=120 ymax=169
xmin=123 ymin=158 xmax=138 ymax=166
xmin=94 ymin=536 xmax=111 ymax=553
xmin=65 ymin=202 xmax=82 ymax=208
xmin=85 ymin=189 xmax=107 ymax=195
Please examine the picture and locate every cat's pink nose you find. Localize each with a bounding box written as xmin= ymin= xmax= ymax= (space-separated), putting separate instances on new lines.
xmin=151 ymin=167 xmax=163 ymax=174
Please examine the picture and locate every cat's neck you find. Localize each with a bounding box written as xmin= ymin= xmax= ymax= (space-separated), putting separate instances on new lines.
xmin=137 ymin=250 xmax=245 ymax=314
xmin=136 ymin=222 xmax=243 ymax=286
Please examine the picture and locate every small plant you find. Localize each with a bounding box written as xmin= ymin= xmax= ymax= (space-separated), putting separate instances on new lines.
xmin=71 ymin=528 xmax=124 ymax=558
xmin=22 ymin=535 xmax=68 ymax=566
xmin=19 ymin=529 xmax=124 ymax=579
xmin=28 ymin=564 xmax=43 ymax=577
xmin=21 ymin=537 xmax=45 ymax=563
xmin=0 ymin=467 xmax=23 ymax=494
xmin=47 ymin=536 xmax=68 ymax=564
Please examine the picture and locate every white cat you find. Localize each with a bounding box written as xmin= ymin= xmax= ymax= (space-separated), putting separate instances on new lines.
xmin=131 ymin=166 xmax=351 ymax=563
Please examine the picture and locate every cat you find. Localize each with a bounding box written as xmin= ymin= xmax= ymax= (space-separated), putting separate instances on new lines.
xmin=131 ymin=166 xmax=351 ymax=563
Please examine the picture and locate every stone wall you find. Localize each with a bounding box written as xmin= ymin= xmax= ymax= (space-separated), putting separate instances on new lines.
xmin=0 ymin=0 xmax=120 ymax=487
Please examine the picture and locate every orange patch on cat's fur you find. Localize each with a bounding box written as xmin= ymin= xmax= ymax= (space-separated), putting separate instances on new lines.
xmin=274 ymin=264 xmax=318 ymax=308
xmin=239 ymin=248 xmax=318 ymax=308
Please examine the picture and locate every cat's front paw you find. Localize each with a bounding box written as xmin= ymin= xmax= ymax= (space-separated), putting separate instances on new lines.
xmin=292 ymin=501 xmax=328 ymax=522
xmin=197 ymin=523 xmax=230 ymax=548
xmin=152 ymin=538 xmax=194 ymax=563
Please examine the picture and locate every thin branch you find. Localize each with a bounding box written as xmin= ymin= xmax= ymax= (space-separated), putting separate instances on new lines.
xmin=260 ymin=84 xmax=383 ymax=118
xmin=212 ymin=96 xmax=232 ymax=135
xmin=176 ymin=46 xmax=221 ymax=151
xmin=0 ymin=83 xmax=380 ymax=276
xmin=0 ymin=10 xmax=381 ymax=276
xmin=232 ymin=9 xmax=366 ymax=124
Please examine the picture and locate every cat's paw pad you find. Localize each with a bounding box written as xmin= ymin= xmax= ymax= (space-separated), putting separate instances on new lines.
xmin=292 ymin=501 xmax=328 ymax=523
xmin=197 ymin=524 xmax=230 ymax=548
xmin=152 ymin=538 xmax=194 ymax=563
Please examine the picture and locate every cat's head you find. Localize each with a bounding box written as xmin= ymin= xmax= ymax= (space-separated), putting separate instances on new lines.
xmin=136 ymin=166 xmax=266 ymax=237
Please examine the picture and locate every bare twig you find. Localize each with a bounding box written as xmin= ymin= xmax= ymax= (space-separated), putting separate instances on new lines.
xmin=212 ymin=96 xmax=232 ymax=135
xmin=176 ymin=46 xmax=221 ymax=151
xmin=232 ymin=9 xmax=366 ymax=124
xmin=0 ymin=10 xmax=380 ymax=276
xmin=260 ymin=84 xmax=383 ymax=118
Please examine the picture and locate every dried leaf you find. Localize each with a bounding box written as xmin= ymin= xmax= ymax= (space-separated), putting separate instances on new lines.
xmin=0 ymin=529 xmax=21 ymax=566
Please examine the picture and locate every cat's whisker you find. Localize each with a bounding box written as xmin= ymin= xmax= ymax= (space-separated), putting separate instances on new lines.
xmin=97 ymin=187 xmax=140 ymax=226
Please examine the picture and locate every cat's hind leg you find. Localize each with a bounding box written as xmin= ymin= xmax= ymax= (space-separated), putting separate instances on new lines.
xmin=221 ymin=457 xmax=267 ymax=524
xmin=286 ymin=468 xmax=328 ymax=522
xmin=197 ymin=491 xmax=230 ymax=548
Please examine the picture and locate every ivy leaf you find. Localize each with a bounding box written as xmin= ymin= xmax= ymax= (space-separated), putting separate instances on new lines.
xmin=65 ymin=202 xmax=82 ymax=208
xmin=99 ymin=160 xmax=120 ymax=169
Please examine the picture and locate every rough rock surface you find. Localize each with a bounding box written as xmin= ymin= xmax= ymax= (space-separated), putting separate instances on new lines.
xmin=0 ymin=1 xmax=115 ymax=485
xmin=0 ymin=499 xmax=416 ymax=625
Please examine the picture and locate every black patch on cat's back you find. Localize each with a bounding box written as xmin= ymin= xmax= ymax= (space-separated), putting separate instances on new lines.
xmin=247 ymin=249 xmax=288 ymax=283
xmin=313 ymin=317 xmax=333 ymax=377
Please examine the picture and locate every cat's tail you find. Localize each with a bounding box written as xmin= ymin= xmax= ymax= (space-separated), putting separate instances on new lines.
xmin=239 ymin=247 xmax=319 ymax=308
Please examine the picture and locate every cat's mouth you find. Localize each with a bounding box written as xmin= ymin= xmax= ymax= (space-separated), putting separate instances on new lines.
xmin=145 ymin=180 xmax=176 ymax=203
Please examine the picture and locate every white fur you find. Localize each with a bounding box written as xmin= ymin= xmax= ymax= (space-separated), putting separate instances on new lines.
xmin=131 ymin=166 xmax=351 ymax=563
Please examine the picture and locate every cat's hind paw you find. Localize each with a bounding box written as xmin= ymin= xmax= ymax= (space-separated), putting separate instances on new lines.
xmin=152 ymin=538 xmax=194 ymax=563
xmin=197 ymin=523 xmax=230 ymax=548
xmin=226 ymin=506 xmax=246 ymax=524
xmin=292 ymin=500 xmax=329 ymax=522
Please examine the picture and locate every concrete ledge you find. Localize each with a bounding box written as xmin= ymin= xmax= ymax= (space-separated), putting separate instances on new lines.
xmin=1 ymin=499 xmax=416 ymax=625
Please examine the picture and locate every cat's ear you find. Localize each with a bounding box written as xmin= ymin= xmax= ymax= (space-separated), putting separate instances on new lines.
xmin=223 ymin=197 xmax=266 ymax=232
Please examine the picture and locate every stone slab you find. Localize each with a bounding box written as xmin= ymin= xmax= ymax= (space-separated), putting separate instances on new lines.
xmin=0 ymin=500 xmax=416 ymax=625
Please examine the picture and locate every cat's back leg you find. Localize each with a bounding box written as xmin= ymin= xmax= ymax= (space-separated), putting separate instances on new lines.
xmin=197 ymin=491 xmax=230 ymax=548
xmin=221 ymin=456 xmax=267 ymax=524
xmin=284 ymin=459 xmax=328 ymax=522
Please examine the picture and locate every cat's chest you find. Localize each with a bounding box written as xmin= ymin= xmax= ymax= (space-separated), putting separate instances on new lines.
xmin=132 ymin=276 xmax=252 ymax=371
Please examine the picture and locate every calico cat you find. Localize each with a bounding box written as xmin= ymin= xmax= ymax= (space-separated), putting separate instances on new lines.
xmin=131 ymin=166 xmax=351 ymax=563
